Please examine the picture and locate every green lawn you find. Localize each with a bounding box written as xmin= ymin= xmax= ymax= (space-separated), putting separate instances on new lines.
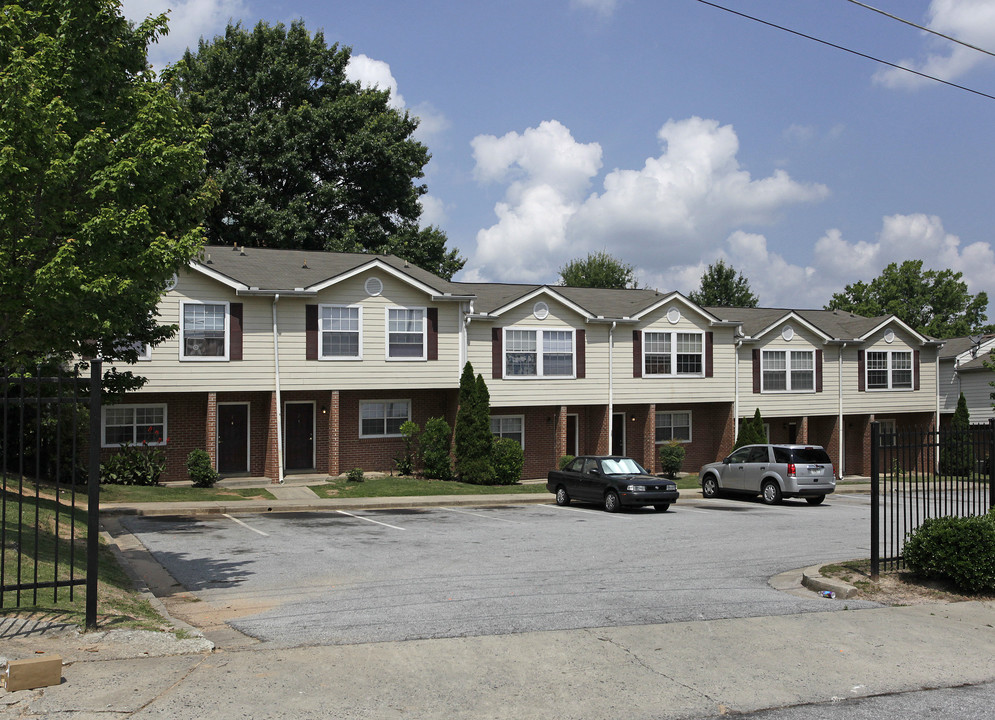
xmin=310 ymin=475 xmax=551 ymax=499
xmin=99 ymin=485 xmax=276 ymax=503
xmin=1 ymin=489 xmax=169 ymax=631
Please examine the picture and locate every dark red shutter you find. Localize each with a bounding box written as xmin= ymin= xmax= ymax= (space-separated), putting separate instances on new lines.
xmin=705 ymin=331 xmax=713 ymax=378
xmin=492 ymin=327 xmax=502 ymax=379
xmin=752 ymin=349 xmax=761 ymax=393
xmin=306 ymin=305 xmax=318 ymax=360
xmin=427 ymin=308 xmax=438 ymax=361
xmin=633 ymin=331 xmax=642 ymax=378
xmin=815 ymin=349 xmax=823 ymax=392
xmin=858 ymin=349 xmax=865 ymax=391
xmin=229 ymin=303 xmax=243 ymax=361
xmin=914 ymin=349 xmax=920 ymax=390
xmin=576 ymin=329 xmax=586 ymax=378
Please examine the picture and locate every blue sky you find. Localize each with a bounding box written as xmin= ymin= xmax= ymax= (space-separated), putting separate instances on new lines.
xmin=123 ymin=0 xmax=995 ymax=316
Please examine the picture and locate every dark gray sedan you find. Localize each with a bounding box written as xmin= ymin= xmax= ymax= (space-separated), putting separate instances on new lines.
xmin=546 ymin=455 xmax=680 ymax=512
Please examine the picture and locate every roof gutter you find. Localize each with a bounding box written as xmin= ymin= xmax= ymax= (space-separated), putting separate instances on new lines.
xmin=272 ymin=294 xmax=284 ymax=485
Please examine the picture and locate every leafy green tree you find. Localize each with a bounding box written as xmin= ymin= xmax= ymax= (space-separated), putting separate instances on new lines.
xmin=0 ymin=0 xmax=217 ymax=367
xmin=420 ymin=416 xmax=452 ymax=480
xmin=453 ymin=362 xmax=494 ymax=484
xmin=734 ymin=408 xmax=767 ymax=449
xmin=165 ymin=20 xmax=464 ymax=279
xmin=826 ymin=260 xmax=990 ymax=338
xmin=688 ymin=260 xmax=758 ymax=307
xmin=939 ymin=392 xmax=973 ymax=476
xmin=558 ymin=251 xmax=637 ymax=289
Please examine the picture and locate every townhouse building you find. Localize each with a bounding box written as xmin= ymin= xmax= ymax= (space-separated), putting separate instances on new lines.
xmin=103 ymin=245 xmax=944 ymax=482
xmin=938 ymin=334 xmax=995 ymax=423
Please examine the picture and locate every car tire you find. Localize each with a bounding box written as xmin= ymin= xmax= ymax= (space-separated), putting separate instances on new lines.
xmin=604 ymin=490 xmax=621 ymax=513
xmin=555 ymin=486 xmax=571 ymax=506
xmin=653 ymin=504 xmax=670 ymax=512
xmin=761 ymin=480 xmax=782 ymax=505
xmin=702 ymin=475 xmax=719 ymax=499
xmin=805 ymin=495 xmax=826 ymax=506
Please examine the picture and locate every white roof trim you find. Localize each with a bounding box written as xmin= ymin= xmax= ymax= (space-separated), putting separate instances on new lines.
xmin=487 ymin=286 xmax=594 ymax=320
xmin=305 ymin=258 xmax=442 ymax=296
xmin=188 ymin=261 xmax=248 ymax=291
xmin=629 ymin=292 xmax=722 ymax=323
xmin=856 ymin=316 xmax=929 ymax=344
xmin=749 ymin=311 xmax=833 ymax=343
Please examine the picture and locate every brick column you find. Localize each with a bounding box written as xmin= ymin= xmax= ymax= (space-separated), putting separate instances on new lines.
xmin=327 ymin=390 xmax=340 ymax=476
xmin=798 ymin=415 xmax=809 ymax=444
xmin=643 ymin=404 xmax=656 ymax=473
xmin=264 ymin=391 xmax=280 ymax=482
xmin=596 ymin=405 xmax=610 ymax=455
xmin=206 ymin=392 xmax=218 ymax=467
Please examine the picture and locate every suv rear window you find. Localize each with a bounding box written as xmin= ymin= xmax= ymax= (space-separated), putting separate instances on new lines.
xmin=786 ymin=447 xmax=831 ymax=463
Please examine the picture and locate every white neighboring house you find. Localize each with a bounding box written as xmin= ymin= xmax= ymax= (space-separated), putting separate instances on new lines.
xmin=939 ymin=334 xmax=995 ymax=423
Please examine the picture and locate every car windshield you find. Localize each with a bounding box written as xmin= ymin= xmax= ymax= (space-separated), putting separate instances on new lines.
xmin=601 ymin=458 xmax=647 ymax=475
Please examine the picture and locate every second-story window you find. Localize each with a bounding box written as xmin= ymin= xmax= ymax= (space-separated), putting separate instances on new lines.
xmin=867 ymin=350 xmax=912 ymax=390
xmin=181 ymin=302 xmax=228 ymax=360
xmin=320 ymin=305 xmax=361 ymax=359
xmin=762 ymin=350 xmax=814 ymax=391
xmin=504 ymin=328 xmax=575 ymax=378
xmin=387 ymin=308 xmax=425 ymax=360
xmin=643 ymin=331 xmax=703 ymax=377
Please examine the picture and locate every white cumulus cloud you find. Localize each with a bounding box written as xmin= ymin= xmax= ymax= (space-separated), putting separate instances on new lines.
xmin=345 ymin=55 xmax=448 ymax=142
xmin=874 ymin=0 xmax=995 ymax=89
xmin=466 ymin=117 xmax=827 ymax=284
xmin=121 ymin=0 xmax=247 ymax=70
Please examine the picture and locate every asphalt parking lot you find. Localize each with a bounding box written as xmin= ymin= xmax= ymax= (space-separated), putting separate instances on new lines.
xmin=121 ymin=494 xmax=882 ymax=647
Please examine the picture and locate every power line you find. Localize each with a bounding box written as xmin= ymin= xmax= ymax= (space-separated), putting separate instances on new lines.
xmin=842 ymin=0 xmax=995 ymax=60
xmin=695 ymin=0 xmax=995 ymax=102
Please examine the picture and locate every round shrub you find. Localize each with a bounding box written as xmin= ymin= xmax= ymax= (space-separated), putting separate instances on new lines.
xmin=558 ymin=455 xmax=575 ymax=470
xmin=420 ymin=417 xmax=453 ymax=480
xmin=492 ymin=437 xmax=524 ymax=485
xmin=347 ymin=467 xmax=365 ymax=483
xmin=658 ymin=441 xmax=686 ymax=479
xmin=186 ymin=449 xmax=220 ymax=488
xmin=903 ymin=512 xmax=995 ymax=594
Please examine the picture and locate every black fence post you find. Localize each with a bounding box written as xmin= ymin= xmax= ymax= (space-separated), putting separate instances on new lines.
xmin=870 ymin=421 xmax=880 ymax=579
xmin=86 ymin=360 xmax=101 ymax=630
xmin=989 ymin=418 xmax=995 ymax=511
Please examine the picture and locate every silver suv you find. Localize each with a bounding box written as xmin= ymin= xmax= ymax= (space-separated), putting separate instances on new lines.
xmin=699 ymin=444 xmax=835 ymax=505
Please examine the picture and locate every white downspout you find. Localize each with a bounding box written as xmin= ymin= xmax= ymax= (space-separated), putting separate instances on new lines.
xmin=608 ymin=322 xmax=615 ymax=454
xmin=734 ymin=339 xmax=742 ymax=441
xmin=838 ymin=342 xmax=847 ymax=479
xmin=273 ymin=294 xmax=284 ymax=484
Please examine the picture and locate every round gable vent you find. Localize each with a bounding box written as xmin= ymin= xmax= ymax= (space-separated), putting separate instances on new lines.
xmin=781 ymin=325 xmax=794 ymax=342
xmin=884 ymin=329 xmax=895 ymax=344
xmin=365 ymin=277 xmax=383 ymax=297
xmin=667 ymin=307 xmax=681 ymax=324
xmin=533 ymin=301 xmax=549 ymax=320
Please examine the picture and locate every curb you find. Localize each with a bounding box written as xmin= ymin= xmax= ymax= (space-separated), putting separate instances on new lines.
xmin=801 ymin=563 xmax=860 ymax=599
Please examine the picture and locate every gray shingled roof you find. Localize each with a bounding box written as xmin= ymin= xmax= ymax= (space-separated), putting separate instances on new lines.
xmin=453 ymin=282 xmax=674 ymax=317
xmin=705 ymin=306 xmax=897 ymax=341
xmin=194 ymin=245 xmax=464 ymax=295
xmin=939 ymin=335 xmax=995 ymax=360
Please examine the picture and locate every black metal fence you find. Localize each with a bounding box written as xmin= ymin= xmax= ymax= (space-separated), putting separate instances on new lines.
xmin=1 ymin=362 xmax=102 ymax=628
xmin=871 ymin=419 xmax=995 ymax=575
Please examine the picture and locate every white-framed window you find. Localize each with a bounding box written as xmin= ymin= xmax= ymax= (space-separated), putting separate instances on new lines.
xmin=180 ymin=301 xmax=228 ymax=360
xmin=655 ymin=411 xmax=691 ymax=443
xmin=867 ymin=350 xmax=913 ymax=390
xmin=102 ymin=404 xmax=166 ymax=447
xmin=504 ymin=328 xmax=575 ymax=378
xmin=878 ymin=418 xmax=897 ymax=447
xmin=359 ymin=400 xmax=410 ymax=437
xmin=761 ymin=349 xmax=815 ymax=392
xmin=320 ymin=305 xmax=361 ymax=359
xmin=490 ymin=415 xmax=525 ymax=448
xmin=386 ymin=308 xmax=426 ymax=360
xmin=643 ymin=331 xmax=703 ymax=377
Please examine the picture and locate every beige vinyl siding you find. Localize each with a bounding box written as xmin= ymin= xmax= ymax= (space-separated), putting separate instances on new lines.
xmin=613 ymin=307 xmax=734 ymax=405
xmin=466 ymin=297 xmax=607 ymax=407
xmin=125 ymin=268 xmax=462 ymax=393
xmin=739 ymin=325 xmax=840 ymax=417
xmin=844 ymin=328 xmax=937 ymax=415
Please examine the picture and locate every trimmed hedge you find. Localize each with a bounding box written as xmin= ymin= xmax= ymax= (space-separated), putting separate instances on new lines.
xmin=903 ymin=510 xmax=995 ymax=594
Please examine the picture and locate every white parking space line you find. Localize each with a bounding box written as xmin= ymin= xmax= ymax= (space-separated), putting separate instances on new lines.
xmin=441 ymin=507 xmax=521 ymax=523
xmin=222 ymin=514 xmax=270 ymax=536
xmin=336 ymin=510 xmax=406 ymax=530
xmin=545 ymin=504 xmax=634 ymax=519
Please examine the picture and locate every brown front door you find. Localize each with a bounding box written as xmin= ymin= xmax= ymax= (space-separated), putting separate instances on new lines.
xmin=284 ymin=402 xmax=314 ymax=471
xmin=218 ymin=404 xmax=249 ymax=474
